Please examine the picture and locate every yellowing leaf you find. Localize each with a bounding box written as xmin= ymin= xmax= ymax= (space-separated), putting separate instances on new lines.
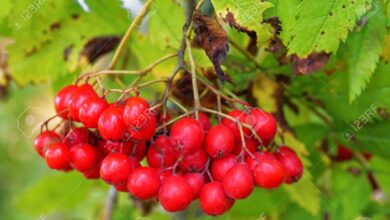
xmin=211 ymin=0 xmax=273 ymax=46
xmin=251 ymin=74 xmax=278 ymax=112
xmin=381 ymin=34 xmax=390 ymax=62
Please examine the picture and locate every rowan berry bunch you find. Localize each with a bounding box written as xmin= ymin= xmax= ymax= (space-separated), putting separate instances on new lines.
xmin=34 ymin=80 xmax=304 ymax=216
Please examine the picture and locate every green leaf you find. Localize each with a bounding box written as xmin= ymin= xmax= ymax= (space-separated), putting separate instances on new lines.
xmin=281 ymin=132 xmax=321 ymax=215
xmin=14 ymin=172 xmax=96 ymax=215
xmin=210 ymin=0 xmax=274 ymax=46
xmin=336 ymin=121 xmax=390 ymax=159
xmin=287 ymin=0 xmax=367 ymax=57
xmin=347 ymin=12 xmax=387 ymax=102
xmin=0 ymin=0 xmax=11 ymax=20
xmin=148 ymin=0 xmax=185 ymax=49
xmin=7 ymin=0 xmax=128 ymax=85
xmin=329 ymin=169 xmax=371 ymax=219
xmin=277 ymin=0 xmax=301 ymax=46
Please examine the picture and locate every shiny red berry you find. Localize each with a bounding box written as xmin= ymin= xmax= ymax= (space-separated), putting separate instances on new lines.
xmin=275 ymin=146 xmax=303 ymax=184
xmin=127 ymin=167 xmax=161 ymax=199
xmin=179 ymin=148 xmax=208 ymax=172
xmin=128 ymin=113 xmax=157 ymax=141
xmin=34 ymin=131 xmax=61 ymax=157
xmin=191 ymin=112 xmax=211 ymax=131
xmin=70 ymin=144 xmax=101 ymax=172
xmin=54 ymin=85 xmax=78 ymax=119
xmin=211 ymin=154 xmax=236 ymax=182
xmin=132 ymin=141 xmax=147 ymax=160
xmin=147 ymin=136 xmax=177 ymax=168
xmin=246 ymin=109 xmax=277 ymax=146
xmin=205 ymin=124 xmax=235 ymax=158
xmin=222 ymin=110 xmax=251 ymax=139
xmin=123 ymin=96 xmax=150 ymax=125
xmin=103 ymin=140 xmax=134 ymax=155
xmin=200 ymin=182 xmax=234 ymax=216
xmin=222 ymin=163 xmax=254 ymax=199
xmin=98 ymin=105 xmax=127 ymax=141
xmin=68 ymin=84 xmax=98 ymax=121
xmin=79 ymin=97 xmax=109 ymax=128
xmin=249 ymin=152 xmax=285 ymax=189
xmin=158 ymin=175 xmax=193 ymax=212
xmin=184 ymin=173 xmax=205 ymax=200
xmin=232 ymin=137 xmax=258 ymax=155
xmin=44 ymin=142 xmax=72 ymax=171
xmin=82 ymin=165 xmax=101 ymax=179
xmin=63 ymin=127 xmax=92 ymax=147
xmin=170 ymin=118 xmax=204 ymax=156
xmin=100 ymin=153 xmax=137 ymax=185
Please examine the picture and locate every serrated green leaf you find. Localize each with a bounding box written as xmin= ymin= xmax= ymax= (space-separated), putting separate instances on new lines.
xmin=288 ymin=0 xmax=367 ymax=57
xmin=7 ymin=0 xmax=128 ymax=85
xmin=211 ymin=0 xmax=273 ymax=46
xmin=347 ymin=12 xmax=386 ymax=102
xmin=277 ymin=0 xmax=301 ymax=46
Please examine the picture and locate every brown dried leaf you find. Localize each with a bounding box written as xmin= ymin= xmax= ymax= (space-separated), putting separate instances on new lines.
xmin=80 ymin=36 xmax=121 ymax=63
xmin=193 ymin=11 xmax=229 ymax=83
xmin=172 ymin=71 xmax=217 ymax=109
xmin=291 ymin=52 xmax=330 ymax=75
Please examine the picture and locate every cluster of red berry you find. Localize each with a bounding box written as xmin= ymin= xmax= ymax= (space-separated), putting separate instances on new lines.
xmin=34 ymin=83 xmax=303 ymax=216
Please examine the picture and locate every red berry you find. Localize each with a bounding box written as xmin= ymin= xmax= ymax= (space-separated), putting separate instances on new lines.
xmin=249 ymin=152 xmax=285 ymax=189
xmin=211 ymin=154 xmax=236 ymax=182
xmin=245 ymin=109 xmax=277 ymax=146
xmin=132 ymin=141 xmax=147 ymax=160
xmin=54 ymin=85 xmax=78 ymax=119
xmin=222 ymin=163 xmax=254 ymax=199
xmin=123 ymin=96 xmax=150 ymax=125
xmin=82 ymin=165 xmax=101 ymax=179
xmin=63 ymin=127 xmax=91 ymax=147
xmin=70 ymin=144 xmax=101 ymax=171
xmin=159 ymin=170 xmax=173 ymax=183
xmin=192 ymin=112 xmax=211 ymax=131
xmin=363 ymin=152 xmax=372 ymax=161
xmin=103 ymin=140 xmax=134 ymax=155
xmin=44 ymin=142 xmax=72 ymax=171
xmin=128 ymin=113 xmax=157 ymax=141
xmin=179 ymin=148 xmax=208 ymax=172
xmin=222 ymin=110 xmax=251 ymax=139
xmin=79 ymin=97 xmax=109 ymax=128
xmin=147 ymin=136 xmax=177 ymax=168
xmin=184 ymin=173 xmax=205 ymax=200
xmin=158 ymin=175 xmax=193 ymax=212
xmin=170 ymin=118 xmax=204 ymax=156
xmin=98 ymin=105 xmax=127 ymax=141
xmin=128 ymin=167 xmax=161 ymax=199
xmin=205 ymin=124 xmax=235 ymax=158
xmin=334 ymin=144 xmax=353 ymax=161
xmin=68 ymin=84 xmax=98 ymax=121
xmin=200 ymin=182 xmax=234 ymax=216
xmin=232 ymin=137 xmax=258 ymax=155
xmin=275 ymin=146 xmax=303 ymax=184
xmin=100 ymin=154 xmax=138 ymax=185
xmin=34 ymin=131 xmax=61 ymax=157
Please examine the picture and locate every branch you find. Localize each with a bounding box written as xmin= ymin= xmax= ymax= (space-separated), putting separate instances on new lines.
xmin=200 ymin=107 xmax=264 ymax=146
xmin=185 ymin=38 xmax=201 ymax=119
xmin=108 ymin=0 xmax=153 ymax=70
xmin=103 ymin=186 xmax=118 ymax=220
